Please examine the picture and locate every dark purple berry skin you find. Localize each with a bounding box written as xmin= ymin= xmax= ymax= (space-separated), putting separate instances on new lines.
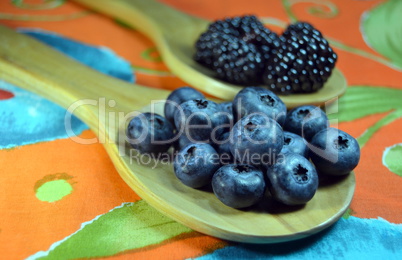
xmin=230 ymin=113 xmax=284 ymax=166
xmin=213 ymin=131 xmax=234 ymax=165
xmin=196 ymin=32 xmax=263 ymax=85
xmin=208 ymin=15 xmax=281 ymax=64
xmin=194 ymin=15 xmax=280 ymax=85
xmin=173 ymin=133 xmax=200 ymax=153
xmin=174 ymin=143 xmax=220 ymax=188
xmin=218 ymin=101 xmax=233 ymax=114
xmin=218 ymin=36 xmax=263 ymax=85
xmin=216 ymin=101 xmax=234 ymax=134
xmin=164 ymin=86 xmax=204 ymax=125
xmin=262 ymin=22 xmax=337 ymax=94
xmin=309 ymin=128 xmax=360 ymax=176
xmin=174 ymin=99 xmax=229 ymax=142
xmin=232 ymin=87 xmax=287 ymax=125
xmin=218 ymin=101 xmax=234 ymax=123
xmin=127 ymin=113 xmax=174 ymax=155
xmin=212 ymin=164 xmax=266 ymax=208
xmin=281 ymin=131 xmax=309 ymax=158
xmin=266 ymin=153 xmax=318 ymax=205
xmin=284 ymin=105 xmax=328 ymax=141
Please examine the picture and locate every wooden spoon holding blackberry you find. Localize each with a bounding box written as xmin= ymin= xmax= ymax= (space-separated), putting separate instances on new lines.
xmin=73 ymin=0 xmax=347 ymax=108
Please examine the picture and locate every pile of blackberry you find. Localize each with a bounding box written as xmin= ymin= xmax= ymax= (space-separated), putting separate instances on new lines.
xmin=194 ymin=16 xmax=337 ymax=94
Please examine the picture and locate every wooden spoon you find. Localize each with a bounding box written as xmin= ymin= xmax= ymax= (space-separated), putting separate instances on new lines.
xmin=73 ymin=0 xmax=347 ymax=108
xmin=0 ymin=25 xmax=355 ymax=243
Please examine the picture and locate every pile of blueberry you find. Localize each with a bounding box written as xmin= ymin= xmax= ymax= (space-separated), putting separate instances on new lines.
xmin=127 ymin=86 xmax=360 ymax=209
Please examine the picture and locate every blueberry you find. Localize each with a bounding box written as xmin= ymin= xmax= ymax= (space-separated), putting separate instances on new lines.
xmin=218 ymin=101 xmax=234 ymax=123
xmin=266 ymin=153 xmax=318 ymax=205
xmin=173 ymin=133 xmax=196 ymax=152
xmin=232 ymin=87 xmax=287 ymax=125
xmin=230 ymin=113 xmax=284 ymax=166
xmin=212 ymin=164 xmax=266 ymax=208
xmin=174 ymin=99 xmax=229 ymax=142
xmin=164 ymin=86 xmax=204 ymax=125
xmin=127 ymin=112 xmax=174 ymax=154
xmin=218 ymin=101 xmax=233 ymax=115
xmin=216 ymin=101 xmax=235 ymax=134
xmin=213 ymin=131 xmax=234 ymax=165
xmin=284 ymin=105 xmax=328 ymax=141
xmin=281 ymin=131 xmax=309 ymax=158
xmin=309 ymin=127 xmax=360 ymax=176
xmin=174 ymin=143 xmax=220 ymax=188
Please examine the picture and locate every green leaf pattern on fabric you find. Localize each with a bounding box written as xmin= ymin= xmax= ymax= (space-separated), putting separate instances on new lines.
xmin=383 ymin=144 xmax=402 ymax=177
xmin=331 ymin=86 xmax=402 ymax=123
xmin=11 ymin=0 xmax=65 ymax=10
xmin=362 ymin=0 xmax=402 ymax=70
xmin=30 ymin=201 xmax=192 ymax=260
xmin=282 ymin=0 xmax=339 ymax=21
xmin=330 ymin=86 xmax=402 ymax=148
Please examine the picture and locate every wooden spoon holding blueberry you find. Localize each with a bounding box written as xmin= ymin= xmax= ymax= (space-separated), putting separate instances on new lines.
xmin=0 ymin=22 xmax=357 ymax=243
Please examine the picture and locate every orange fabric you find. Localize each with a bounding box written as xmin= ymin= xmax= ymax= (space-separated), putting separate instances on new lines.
xmin=0 ymin=131 xmax=138 ymax=259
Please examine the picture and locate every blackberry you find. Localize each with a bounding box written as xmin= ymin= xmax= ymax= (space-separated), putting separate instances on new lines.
xmin=194 ymin=15 xmax=280 ymax=85
xmin=208 ymin=15 xmax=280 ymax=52
xmin=195 ymin=31 xmax=224 ymax=69
xmin=212 ymin=35 xmax=263 ymax=85
xmin=262 ymin=22 xmax=337 ymax=94
xmin=256 ymin=30 xmax=282 ymax=63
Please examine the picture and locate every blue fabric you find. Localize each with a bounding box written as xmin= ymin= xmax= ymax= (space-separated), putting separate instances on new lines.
xmin=0 ymin=81 xmax=87 ymax=149
xmin=0 ymin=29 xmax=135 ymax=149
xmin=20 ymin=29 xmax=135 ymax=83
xmin=197 ymin=217 xmax=402 ymax=259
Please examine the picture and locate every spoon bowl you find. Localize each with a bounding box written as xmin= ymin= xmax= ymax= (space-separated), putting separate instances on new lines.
xmin=0 ymin=25 xmax=355 ymax=243
xmin=73 ymin=0 xmax=347 ymax=108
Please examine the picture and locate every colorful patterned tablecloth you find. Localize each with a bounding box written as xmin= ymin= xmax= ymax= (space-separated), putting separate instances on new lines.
xmin=1 ymin=0 xmax=402 ymax=259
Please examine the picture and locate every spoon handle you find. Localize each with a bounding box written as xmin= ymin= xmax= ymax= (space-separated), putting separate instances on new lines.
xmin=0 ymin=25 xmax=169 ymax=128
xmin=73 ymin=0 xmax=204 ymax=43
